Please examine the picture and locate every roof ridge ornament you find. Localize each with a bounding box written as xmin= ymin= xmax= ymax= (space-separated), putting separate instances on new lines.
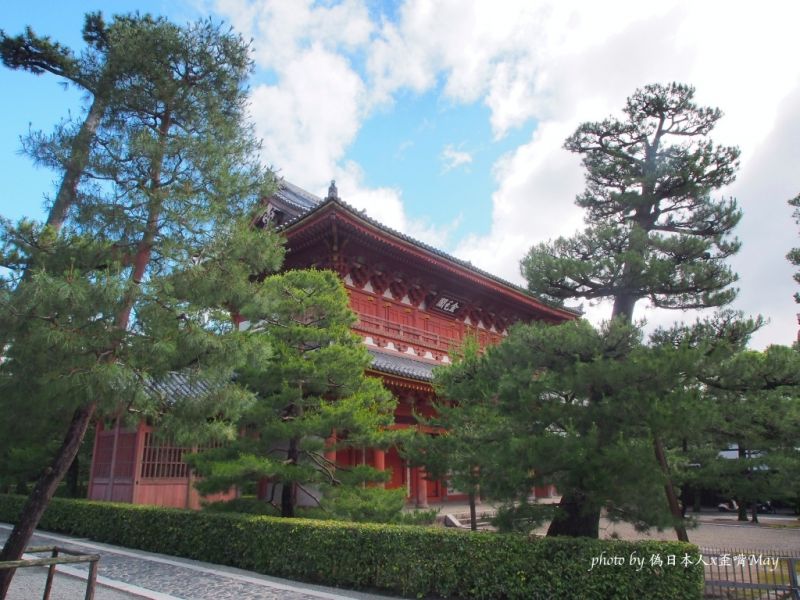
xmin=327 ymin=179 xmax=339 ymax=200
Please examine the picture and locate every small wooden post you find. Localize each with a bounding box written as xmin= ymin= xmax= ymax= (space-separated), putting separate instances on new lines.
xmin=85 ymin=559 xmax=98 ymax=600
xmin=42 ymin=547 xmax=58 ymax=600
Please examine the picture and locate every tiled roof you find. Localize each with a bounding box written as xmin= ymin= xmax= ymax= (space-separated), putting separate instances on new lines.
xmin=145 ymin=372 xmax=214 ymax=402
xmin=273 ymin=180 xmax=323 ymax=211
xmin=277 ymin=191 xmax=581 ymax=318
xmin=366 ymin=348 xmax=438 ymax=382
xmin=145 ymin=352 xmax=435 ymax=403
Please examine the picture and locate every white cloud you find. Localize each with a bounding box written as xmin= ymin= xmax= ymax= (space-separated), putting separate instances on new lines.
xmin=441 ymin=144 xmax=473 ymax=173
xmin=214 ymin=0 xmax=800 ymax=347
xmin=453 ymin=119 xmax=585 ymax=284
xmin=441 ymin=1 xmax=800 ymax=347
xmin=214 ymin=0 xmax=372 ymax=70
xmin=248 ymin=46 xmax=365 ymax=186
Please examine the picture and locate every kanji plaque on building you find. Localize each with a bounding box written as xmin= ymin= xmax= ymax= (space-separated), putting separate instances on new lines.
xmin=429 ymin=294 xmax=464 ymax=316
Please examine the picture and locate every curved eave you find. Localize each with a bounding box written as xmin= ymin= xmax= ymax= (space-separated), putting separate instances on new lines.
xmin=366 ymin=369 xmax=435 ymax=392
xmin=282 ymin=199 xmax=578 ymax=322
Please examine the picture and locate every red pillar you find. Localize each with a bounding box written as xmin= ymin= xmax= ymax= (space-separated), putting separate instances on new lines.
xmin=415 ymin=467 xmax=428 ymax=508
xmin=325 ymin=433 xmax=337 ymax=466
xmin=130 ymin=422 xmax=147 ymax=504
xmin=374 ymin=449 xmax=385 ymax=488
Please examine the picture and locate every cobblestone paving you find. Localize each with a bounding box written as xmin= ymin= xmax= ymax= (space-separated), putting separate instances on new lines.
xmin=0 ymin=529 xmax=366 ymax=600
xmin=6 ymin=564 xmax=140 ymax=600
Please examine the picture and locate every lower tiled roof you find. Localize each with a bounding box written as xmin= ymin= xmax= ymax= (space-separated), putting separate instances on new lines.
xmin=147 ymin=351 xmax=439 ymax=402
xmin=366 ymin=348 xmax=440 ymax=382
xmin=145 ymin=372 xmax=213 ymax=402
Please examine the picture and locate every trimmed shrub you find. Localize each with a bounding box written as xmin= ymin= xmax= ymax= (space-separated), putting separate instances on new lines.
xmin=0 ymin=495 xmax=702 ymax=599
xmin=203 ymin=496 xmax=280 ymax=516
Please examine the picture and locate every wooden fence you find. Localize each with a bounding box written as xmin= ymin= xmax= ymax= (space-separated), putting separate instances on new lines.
xmin=0 ymin=545 xmax=100 ymax=600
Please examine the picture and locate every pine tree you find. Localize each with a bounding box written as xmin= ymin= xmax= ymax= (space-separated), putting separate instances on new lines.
xmin=517 ymin=83 xmax=742 ymax=538
xmin=438 ymin=318 xmax=715 ymax=536
xmin=2 ymin=13 xmax=161 ymax=234
xmin=0 ymin=16 xmax=282 ymax=597
xmin=409 ymin=337 xmax=502 ymax=531
xmin=189 ymin=270 xmax=397 ymax=518
xmin=523 ymin=82 xmax=741 ymax=320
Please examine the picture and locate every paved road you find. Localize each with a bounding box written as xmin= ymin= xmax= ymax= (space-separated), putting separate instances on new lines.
xmin=0 ymin=524 xmax=399 ymax=600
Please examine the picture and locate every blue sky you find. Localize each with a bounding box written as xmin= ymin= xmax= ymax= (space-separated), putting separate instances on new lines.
xmin=2 ymin=0 xmax=800 ymax=348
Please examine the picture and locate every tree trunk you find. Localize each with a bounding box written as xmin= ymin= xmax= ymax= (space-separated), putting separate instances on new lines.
xmin=653 ymin=433 xmax=689 ymax=542
xmin=611 ymin=294 xmax=637 ymax=324
xmin=612 ymin=292 xmax=688 ymax=543
xmin=281 ymin=436 xmax=299 ymax=518
xmin=546 ymin=490 xmax=600 ymax=538
xmin=736 ymin=499 xmax=748 ymax=522
xmin=468 ymin=488 xmax=477 ymax=531
xmin=280 ymin=481 xmax=294 ymax=518
xmin=0 ymin=402 xmax=97 ymax=599
xmin=114 ymin=111 xmax=170 ymax=331
xmin=0 ymin=106 xmax=171 ymax=597
xmin=737 ymin=446 xmax=749 ymax=522
xmin=44 ymin=94 xmax=107 ymax=231
xmin=750 ymin=503 xmax=759 ymax=524
xmin=65 ymin=454 xmax=79 ymax=498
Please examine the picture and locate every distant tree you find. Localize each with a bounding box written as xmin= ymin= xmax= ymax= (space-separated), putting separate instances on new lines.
xmin=514 ymin=83 xmax=743 ymax=539
xmin=189 ymin=270 xmax=397 ymax=518
xmin=694 ymin=345 xmax=800 ymax=523
xmin=0 ymin=16 xmax=281 ymax=597
xmin=787 ymin=194 xmax=800 ymax=304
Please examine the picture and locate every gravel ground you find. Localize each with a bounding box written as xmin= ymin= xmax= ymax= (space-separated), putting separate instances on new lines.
xmin=440 ymin=500 xmax=800 ymax=552
xmin=598 ymin=514 xmax=800 ymax=552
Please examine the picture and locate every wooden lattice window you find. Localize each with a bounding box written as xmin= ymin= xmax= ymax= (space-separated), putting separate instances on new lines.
xmin=139 ymin=433 xmax=225 ymax=479
xmin=140 ymin=433 xmax=189 ymax=479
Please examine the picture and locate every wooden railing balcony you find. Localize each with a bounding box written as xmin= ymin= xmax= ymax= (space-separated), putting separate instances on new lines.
xmin=352 ymin=314 xmax=455 ymax=354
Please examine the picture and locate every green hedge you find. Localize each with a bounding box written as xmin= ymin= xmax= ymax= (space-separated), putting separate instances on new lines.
xmin=0 ymin=495 xmax=702 ymax=599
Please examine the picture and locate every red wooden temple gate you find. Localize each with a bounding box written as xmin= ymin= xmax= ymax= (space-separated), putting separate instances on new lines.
xmin=88 ymin=181 xmax=575 ymax=508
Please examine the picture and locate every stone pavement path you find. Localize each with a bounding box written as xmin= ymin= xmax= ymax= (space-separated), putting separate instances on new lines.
xmin=6 ymin=564 xmax=140 ymax=600
xmin=0 ymin=524 xmax=398 ymax=600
